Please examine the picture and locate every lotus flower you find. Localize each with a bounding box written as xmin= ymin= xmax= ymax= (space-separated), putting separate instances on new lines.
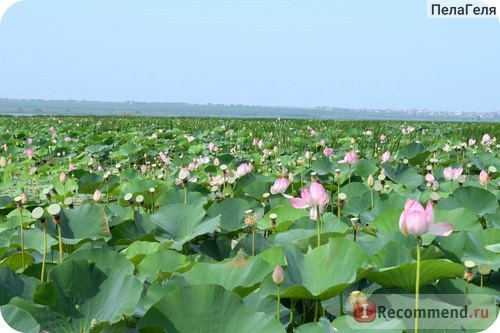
xmin=443 ymin=166 xmax=463 ymax=180
xmin=233 ymin=162 xmax=252 ymax=178
xmin=323 ymin=147 xmax=333 ymax=157
xmin=291 ymin=182 xmax=329 ymax=220
xmin=23 ymin=148 xmax=34 ymax=159
xmin=425 ymin=173 xmax=435 ymax=184
xmin=399 ymin=199 xmax=453 ymax=237
xmin=270 ymin=177 xmax=289 ymax=195
xmin=339 ymin=150 xmax=358 ymax=165
xmin=381 ymin=151 xmax=391 ymax=163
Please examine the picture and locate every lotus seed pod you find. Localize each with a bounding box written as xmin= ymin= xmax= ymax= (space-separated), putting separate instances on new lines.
xmin=464 ymin=261 xmax=475 ymax=269
xmin=32 ymin=206 xmax=44 ymax=220
xmin=338 ymin=193 xmax=347 ymax=201
xmin=478 ymin=264 xmax=491 ymax=275
xmin=136 ymin=195 xmax=144 ymax=204
xmin=124 ymin=193 xmax=133 ymax=202
xmin=47 ymin=203 xmax=61 ymax=217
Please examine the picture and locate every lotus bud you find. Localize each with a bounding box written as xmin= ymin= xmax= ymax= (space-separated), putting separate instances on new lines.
xmin=60 ymin=172 xmax=67 ymax=184
xmin=0 ymin=156 xmax=5 ymax=168
xmin=479 ymin=170 xmax=489 ymax=187
xmin=93 ymin=189 xmax=102 ymax=202
xmin=21 ymin=192 xmax=28 ymax=205
xmin=272 ymin=265 xmax=284 ymax=285
xmin=367 ymin=174 xmax=374 ymax=187
xmin=432 ymin=180 xmax=440 ymax=191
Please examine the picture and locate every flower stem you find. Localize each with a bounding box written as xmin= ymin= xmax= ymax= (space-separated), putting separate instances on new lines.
xmin=41 ymin=226 xmax=47 ymax=282
xmin=58 ymin=224 xmax=63 ymax=263
xmin=19 ymin=211 xmax=25 ymax=270
xmin=316 ymin=206 xmax=321 ymax=247
xmin=184 ymin=186 xmax=187 ymax=205
xmin=252 ymin=227 xmax=255 ymax=256
xmin=415 ymin=237 xmax=421 ymax=333
xmin=276 ymin=284 xmax=281 ymax=321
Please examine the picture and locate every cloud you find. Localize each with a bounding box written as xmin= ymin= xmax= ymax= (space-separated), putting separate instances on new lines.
xmin=0 ymin=0 xmax=23 ymax=25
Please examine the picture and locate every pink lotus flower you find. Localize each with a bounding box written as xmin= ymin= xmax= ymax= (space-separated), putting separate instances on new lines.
xmin=379 ymin=134 xmax=386 ymax=143
xmin=213 ymin=157 xmax=220 ymax=166
xmin=339 ymin=150 xmax=358 ymax=165
xmin=270 ymin=177 xmax=290 ymax=195
xmin=64 ymin=136 xmax=72 ymax=142
xmin=68 ymin=163 xmax=75 ymax=171
xmin=207 ymin=142 xmax=215 ymax=151
xmin=159 ymin=151 xmax=170 ymax=165
xmin=443 ymin=167 xmax=463 ymax=180
xmin=23 ymin=148 xmax=34 ymax=160
xmin=399 ymin=199 xmax=453 ymax=237
xmin=481 ymin=134 xmax=495 ymax=146
xmin=291 ymin=182 xmax=329 ymax=221
xmin=323 ymin=147 xmax=333 ymax=157
xmin=381 ymin=151 xmax=391 ymax=163
xmin=233 ymin=163 xmax=252 ymax=178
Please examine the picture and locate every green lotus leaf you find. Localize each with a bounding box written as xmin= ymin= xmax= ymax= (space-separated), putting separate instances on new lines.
xmin=0 ymin=304 xmax=40 ymax=333
xmin=151 ymin=204 xmax=220 ymax=251
xmin=156 ymin=189 xmax=208 ymax=208
xmin=33 ymin=259 xmax=142 ymax=331
xmin=258 ymin=205 xmax=308 ymax=231
xmin=124 ymin=240 xmax=160 ymax=266
xmin=207 ymin=197 xmax=253 ymax=232
xmin=312 ymin=157 xmax=335 ymax=175
xmin=438 ymin=186 xmax=497 ymax=216
xmin=383 ymin=165 xmax=424 ymax=191
xmin=181 ymin=252 xmax=273 ymax=297
xmin=262 ymin=237 xmax=371 ymax=300
xmin=0 ymin=267 xmax=39 ymax=305
xmin=463 ymin=229 xmax=500 ymax=270
xmin=137 ymin=284 xmax=285 ymax=332
xmin=137 ymin=249 xmax=192 ymax=283
xmin=365 ymin=259 xmax=463 ymax=292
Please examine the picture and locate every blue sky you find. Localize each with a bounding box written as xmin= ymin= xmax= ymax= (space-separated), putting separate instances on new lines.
xmin=0 ymin=0 xmax=499 ymax=112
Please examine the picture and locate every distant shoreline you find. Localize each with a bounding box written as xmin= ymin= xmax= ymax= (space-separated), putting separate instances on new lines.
xmin=0 ymin=98 xmax=498 ymax=122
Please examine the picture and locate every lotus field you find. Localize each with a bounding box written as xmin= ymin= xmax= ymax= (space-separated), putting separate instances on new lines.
xmin=0 ymin=115 xmax=499 ymax=332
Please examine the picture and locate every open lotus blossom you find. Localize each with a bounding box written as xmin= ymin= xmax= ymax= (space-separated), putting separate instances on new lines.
xmin=323 ymin=147 xmax=333 ymax=157
xmin=233 ymin=162 xmax=252 ymax=178
xmin=159 ymin=151 xmax=170 ymax=165
xmin=270 ymin=177 xmax=290 ymax=195
xmin=23 ymin=148 xmax=34 ymax=159
xmin=339 ymin=150 xmax=358 ymax=164
xmin=443 ymin=166 xmax=463 ymax=180
xmin=291 ymin=182 xmax=329 ymax=221
xmin=381 ymin=151 xmax=391 ymax=162
xmin=399 ymin=199 xmax=453 ymax=237
xmin=481 ymin=134 xmax=495 ymax=146
xmin=425 ymin=173 xmax=435 ymax=184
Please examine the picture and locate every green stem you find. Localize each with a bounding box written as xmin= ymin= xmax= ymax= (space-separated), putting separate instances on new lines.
xmin=348 ymin=165 xmax=352 ymax=199
xmin=184 ymin=186 xmax=187 ymax=205
xmin=415 ymin=237 xmax=421 ymax=333
xmin=19 ymin=211 xmax=25 ymax=270
xmin=370 ymin=188 xmax=374 ymax=210
xmin=41 ymin=226 xmax=47 ymax=282
xmin=314 ymin=300 xmax=319 ymax=322
xmin=340 ymin=293 xmax=344 ymax=315
xmin=276 ymin=284 xmax=281 ymax=321
xmin=58 ymin=224 xmax=63 ymax=263
xmin=252 ymin=227 xmax=255 ymax=256
xmin=289 ymin=299 xmax=295 ymax=327
xmin=316 ymin=206 xmax=321 ymax=247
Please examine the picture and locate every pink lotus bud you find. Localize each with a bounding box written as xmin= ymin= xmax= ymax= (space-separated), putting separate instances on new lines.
xmin=479 ymin=170 xmax=489 ymax=186
xmin=93 ymin=189 xmax=102 ymax=202
xmin=213 ymin=157 xmax=220 ymax=166
xmin=0 ymin=156 xmax=5 ymax=168
xmin=60 ymin=172 xmax=67 ymax=184
xmin=272 ymin=265 xmax=284 ymax=285
xmin=425 ymin=173 xmax=435 ymax=184
xmin=367 ymin=174 xmax=374 ymax=187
